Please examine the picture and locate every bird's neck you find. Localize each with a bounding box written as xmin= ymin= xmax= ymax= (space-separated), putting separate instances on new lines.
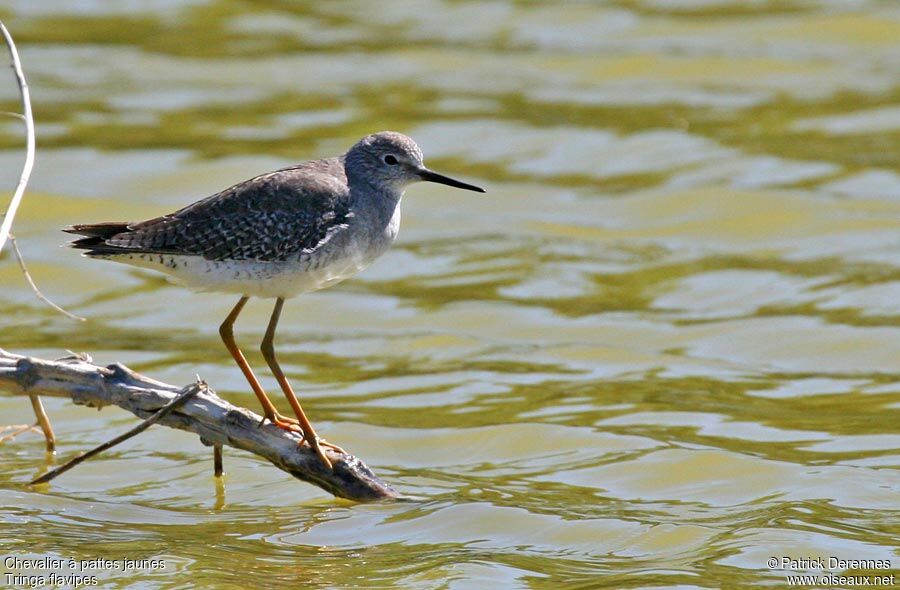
xmin=348 ymin=177 xmax=402 ymax=226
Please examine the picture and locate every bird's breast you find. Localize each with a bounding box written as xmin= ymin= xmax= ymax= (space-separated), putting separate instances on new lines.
xmin=349 ymin=196 xmax=401 ymax=259
xmin=385 ymin=201 xmax=401 ymax=242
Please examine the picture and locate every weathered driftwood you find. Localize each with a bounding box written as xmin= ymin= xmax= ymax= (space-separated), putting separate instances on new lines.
xmin=0 ymin=349 xmax=401 ymax=502
xmin=29 ymin=380 xmax=205 ymax=485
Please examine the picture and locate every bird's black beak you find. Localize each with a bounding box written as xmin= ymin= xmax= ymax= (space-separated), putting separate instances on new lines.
xmin=418 ymin=168 xmax=485 ymax=193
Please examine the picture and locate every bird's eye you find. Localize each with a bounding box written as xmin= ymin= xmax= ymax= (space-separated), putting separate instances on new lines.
xmin=383 ymin=155 xmax=398 ymax=165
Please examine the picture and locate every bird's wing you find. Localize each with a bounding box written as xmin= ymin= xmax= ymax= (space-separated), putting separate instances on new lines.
xmin=73 ymin=160 xmax=353 ymax=262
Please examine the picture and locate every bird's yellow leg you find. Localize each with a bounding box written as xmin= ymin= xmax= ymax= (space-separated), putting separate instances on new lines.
xmin=261 ymin=298 xmax=345 ymax=469
xmin=220 ymin=297 xmax=304 ymax=434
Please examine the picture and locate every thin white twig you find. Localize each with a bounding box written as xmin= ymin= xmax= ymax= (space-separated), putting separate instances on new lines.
xmin=0 ymin=21 xmax=35 ymax=255
xmin=0 ymin=23 xmax=82 ymax=322
xmin=0 ymin=423 xmax=39 ymax=444
xmin=10 ymin=235 xmax=85 ymax=321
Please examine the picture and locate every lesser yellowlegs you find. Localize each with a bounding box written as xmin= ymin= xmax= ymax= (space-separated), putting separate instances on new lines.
xmin=65 ymin=131 xmax=485 ymax=468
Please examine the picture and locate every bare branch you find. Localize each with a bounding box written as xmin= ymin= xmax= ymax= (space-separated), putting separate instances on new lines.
xmin=0 ymin=349 xmax=403 ymax=502
xmin=27 ymin=390 xmax=55 ymax=452
xmin=0 ymin=423 xmax=39 ymax=443
xmin=213 ymin=443 xmax=224 ymax=476
xmin=0 ymin=21 xmax=35 ymax=255
xmin=31 ymin=381 xmax=204 ymax=485
xmin=10 ymin=235 xmax=85 ymax=322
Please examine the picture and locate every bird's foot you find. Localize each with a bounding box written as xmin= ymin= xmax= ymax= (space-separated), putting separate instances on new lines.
xmin=260 ymin=413 xmax=341 ymax=470
xmin=317 ymin=439 xmax=346 ymax=454
xmin=257 ymin=412 xmax=303 ymax=433
xmin=301 ymin=436 xmax=347 ymax=470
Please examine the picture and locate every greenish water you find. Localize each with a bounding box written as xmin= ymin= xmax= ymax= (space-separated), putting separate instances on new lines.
xmin=1 ymin=1 xmax=899 ymax=588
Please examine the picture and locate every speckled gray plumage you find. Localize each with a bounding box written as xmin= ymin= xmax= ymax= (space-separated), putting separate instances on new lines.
xmin=64 ymin=131 xmax=484 ymax=298
xmin=67 ymin=157 xmax=353 ymax=262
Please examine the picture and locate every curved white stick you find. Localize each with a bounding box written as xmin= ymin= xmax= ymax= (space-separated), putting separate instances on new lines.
xmin=0 ymin=21 xmax=34 ymax=255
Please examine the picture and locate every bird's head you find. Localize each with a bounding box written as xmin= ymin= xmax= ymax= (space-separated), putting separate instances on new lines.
xmin=345 ymin=131 xmax=485 ymax=195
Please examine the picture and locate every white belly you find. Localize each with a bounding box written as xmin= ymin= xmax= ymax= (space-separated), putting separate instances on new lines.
xmin=107 ymin=251 xmax=372 ymax=299
xmin=101 ymin=198 xmax=402 ymax=299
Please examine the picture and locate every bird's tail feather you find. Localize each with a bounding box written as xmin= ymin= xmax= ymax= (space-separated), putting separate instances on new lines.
xmin=64 ymin=222 xmax=131 ymax=256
